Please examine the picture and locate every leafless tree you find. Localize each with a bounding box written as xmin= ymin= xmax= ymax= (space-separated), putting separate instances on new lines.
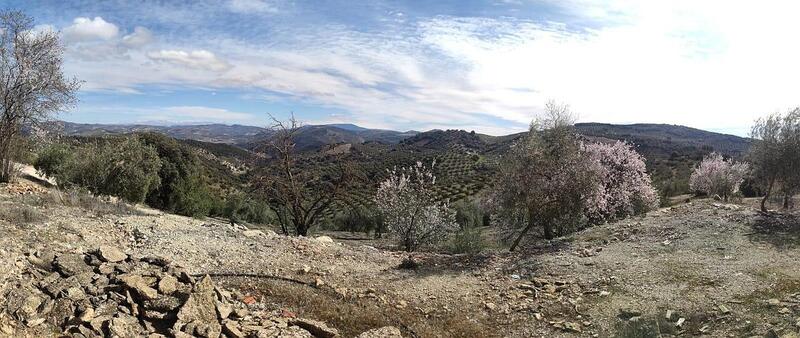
xmin=0 ymin=11 xmax=80 ymax=181
xmin=256 ymin=114 xmax=359 ymax=236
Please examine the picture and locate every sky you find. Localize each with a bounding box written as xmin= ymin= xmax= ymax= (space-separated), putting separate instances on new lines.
xmin=5 ymin=0 xmax=800 ymax=136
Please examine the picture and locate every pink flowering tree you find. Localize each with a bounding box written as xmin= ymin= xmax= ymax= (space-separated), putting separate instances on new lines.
xmin=583 ymin=141 xmax=659 ymax=223
xmin=689 ymin=152 xmax=749 ymax=201
xmin=375 ymin=162 xmax=458 ymax=252
xmin=488 ymin=101 xmax=662 ymax=251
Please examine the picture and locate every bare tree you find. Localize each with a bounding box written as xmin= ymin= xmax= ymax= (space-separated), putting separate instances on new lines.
xmin=256 ymin=114 xmax=359 ymax=236
xmin=0 ymin=11 xmax=79 ymax=181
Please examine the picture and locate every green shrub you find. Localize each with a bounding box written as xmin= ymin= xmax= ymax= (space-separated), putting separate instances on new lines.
xmin=223 ymin=192 xmax=273 ymax=225
xmin=35 ymin=137 xmax=162 ymax=204
xmin=34 ymin=143 xmax=73 ymax=183
xmin=453 ymin=199 xmax=485 ymax=229
xmin=333 ymin=207 xmax=383 ymax=235
xmin=446 ymin=227 xmax=486 ymax=254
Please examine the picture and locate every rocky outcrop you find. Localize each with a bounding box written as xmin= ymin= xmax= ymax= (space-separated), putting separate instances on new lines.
xmin=2 ymin=246 xmax=391 ymax=338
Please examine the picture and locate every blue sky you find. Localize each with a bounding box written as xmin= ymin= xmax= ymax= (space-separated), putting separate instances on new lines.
xmin=6 ymin=0 xmax=800 ymax=135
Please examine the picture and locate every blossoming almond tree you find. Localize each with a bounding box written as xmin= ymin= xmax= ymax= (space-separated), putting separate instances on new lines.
xmin=689 ymin=152 xmax=749 ymax=201
xmin=375 ymin=161 xmax=458 ymax=252
xmin=584 ymin=141 xmax=659 ymax=223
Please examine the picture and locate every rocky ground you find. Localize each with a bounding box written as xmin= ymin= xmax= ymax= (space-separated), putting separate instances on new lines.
xmin=0 ymin=176 xmax=799 ymax=337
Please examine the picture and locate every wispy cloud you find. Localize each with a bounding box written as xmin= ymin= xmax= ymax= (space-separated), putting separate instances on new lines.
xmin=147 ymin=50 xmax=231 ymax=72
xmin=37 ymin=1 xmax=800 ymax=135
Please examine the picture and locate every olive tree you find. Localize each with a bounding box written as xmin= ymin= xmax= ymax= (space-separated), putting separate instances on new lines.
xmin=488 ymin=101 xmax=596 ymax=251
xmin=0 ymin=11 xmax=79 ymax=182
xmin=375 ymin=161 xmax=458 ymax=252
xmin=750 ymin=108 xmax=800 ymax=211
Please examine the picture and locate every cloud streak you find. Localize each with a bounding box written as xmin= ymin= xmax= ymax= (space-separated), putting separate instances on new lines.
xmin=46 ymin=1 xmax=800 ymax=135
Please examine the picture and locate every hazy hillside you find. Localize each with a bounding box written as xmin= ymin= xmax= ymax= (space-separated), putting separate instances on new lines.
xmin=574 ymin=123 xmax=751 ymax=158
xmin=60 ymin=122 xmax=418 ymax=151
xmin=59 ymin=122 xmax=265 ymax=144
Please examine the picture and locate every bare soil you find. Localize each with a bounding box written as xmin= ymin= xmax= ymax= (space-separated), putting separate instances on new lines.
xmin=1 ymin=176 xmax=799 ymax=337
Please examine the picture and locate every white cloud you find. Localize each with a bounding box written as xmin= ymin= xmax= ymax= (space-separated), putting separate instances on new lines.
xmin=122 ymin=27 xmax=154 ymax=47
xmin=227 ymin=0 xmax=278 ymax=14
xmin=63 ymin=17 xmax=119 ymax=42
xmin=62 ymin=1 xmax=800 ymax=135
xmin=146 ymin=50 xmax=230 ymax=72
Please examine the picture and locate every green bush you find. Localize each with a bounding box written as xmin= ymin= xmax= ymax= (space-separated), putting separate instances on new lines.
xmin=223 ymin=192 xmax=273 ymax=225
xmin=333 ymin=207 xmax=383 ymax=235
xmin=446 ymin=227 xmax=486 ymax=254
xmin=34 ymin=143 xmax=73 ymax=183
xmin=37 ymin=134 xmax=227 ymax=217
xmin=35 ymin=137 xmax=162 ymax=204
xmin=453 ymin=199 xmax=485 ymax=229
xmin=139 ymin=133 xmax=219 ymax=218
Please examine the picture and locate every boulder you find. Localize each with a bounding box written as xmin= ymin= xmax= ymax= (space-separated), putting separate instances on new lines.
xmin=175 ymin=275 xmax=221 ymax=337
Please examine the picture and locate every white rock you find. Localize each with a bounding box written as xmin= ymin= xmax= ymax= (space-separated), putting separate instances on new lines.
xmin=242 ymin=230 xmax=265 ymax=238
xmin=315 ymin=236 xmax=334 ymax=244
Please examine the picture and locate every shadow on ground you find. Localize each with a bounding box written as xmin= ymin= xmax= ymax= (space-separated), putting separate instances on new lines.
xmin=749 ymin=211 xmax=800 ymax=249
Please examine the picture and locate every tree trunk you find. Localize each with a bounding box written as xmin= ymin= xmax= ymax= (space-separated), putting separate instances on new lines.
xmin=296 ymin=223 xmax=309 ymax=236
xmin=543 ymin=223 xmax=554 ymax=240
xmin=510 ymin=221 xmax=535 ymax=252
xmin=784 ymin=194 xmax=791 ymax=209
xmin=404 ymin=237 xmax=413 ymax=252
xmin=761 ymin=179 xmax=774 ymax=213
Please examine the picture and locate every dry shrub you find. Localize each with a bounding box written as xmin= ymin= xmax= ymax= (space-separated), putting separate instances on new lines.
xmin=228 ymin=279 xmax=500 ymax=338
xmin=22 ymin=188 xmax=142 ymax=216
xmin=0 ymin=203 xmax=46 ymax=225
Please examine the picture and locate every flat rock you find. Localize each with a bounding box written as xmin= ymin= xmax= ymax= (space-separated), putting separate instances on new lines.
xmin=119 ymin=274 xmax=159 ymax=300
xmin=290 ymin=318 xmax=339 ymax=338
xmin=242 ymin=230 xmax=265 ymax=238
xmin=315 ymin=236 xmax=334 ymax=244
xmin=97 ymin=246 xmax=127 ymax=263
xmin=158 ymin=275 xmax=179 ymax=295
xmin=54 ymin=254 xmax=93 ymax=277
xmin=356 ymin=326 xmax=403 ymax=338
xmin=223 ymin=322 xmax=245 ymax=338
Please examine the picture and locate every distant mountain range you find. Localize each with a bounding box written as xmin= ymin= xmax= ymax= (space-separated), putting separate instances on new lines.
xmin=58 ymin=121 xmax=418 ymax=151
xmin=57 ymin=121 xmax=751 ymax=158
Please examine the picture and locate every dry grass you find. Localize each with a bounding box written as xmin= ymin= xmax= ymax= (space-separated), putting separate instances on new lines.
xmin=19 ymin=189 xmax=142 ymax=216
xmin=225 ymin=278 xmax=501 ymax=338
xmin=0 ymin=203 xmax=47 ymax=226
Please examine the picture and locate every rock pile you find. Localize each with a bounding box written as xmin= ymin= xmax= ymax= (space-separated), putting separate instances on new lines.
xmin=1 ymin=245 xmax=387 ymax=338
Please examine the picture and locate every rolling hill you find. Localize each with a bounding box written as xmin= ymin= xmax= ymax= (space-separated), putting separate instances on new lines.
xmin=56 ymin=120 xmax=752 ymax=205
